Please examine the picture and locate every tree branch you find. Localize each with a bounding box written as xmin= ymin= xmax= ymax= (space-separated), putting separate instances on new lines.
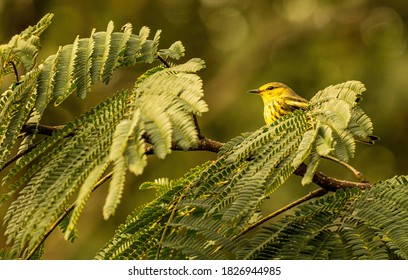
xmin=13 ymin=124 xmax=372 ymax=193
xmin=173 ymin=137 xmax=223 ymax=153
xmin=16 ymin=123 xmax=371 ymax=259
xmin=322 ymin=155 xmax=368 ymax=182
xmin=294 ymin=163 xmax=371 ymax=191
xmin=21 ymin=123 xmax=65 ymax=136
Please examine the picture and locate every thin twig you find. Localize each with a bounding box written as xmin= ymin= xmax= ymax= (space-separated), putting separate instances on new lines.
xmin=193 ymin=115 xmax=203 ymax=139
xmin=21 ymin=123 xmax=66 ymax=136
xmin=1 ymin=142 xmax=40 ymax=172
xmin=237 ymin=188 xmax=328 ymax=238
xmin=157 ymin=55 xmax=170 ymax=68
xmin=1 ymin=124 xmax=72 ymax=172
xmin=294 ymin=163 xmax=371 ymax=191
xmin=322 ymin=155 xmax=368 ymax=182
xmin=9 ymin=61 xmax=19 ymax=82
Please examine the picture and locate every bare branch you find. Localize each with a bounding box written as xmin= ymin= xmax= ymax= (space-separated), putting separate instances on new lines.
xmin=157 ymin=55 xmax=170 ymax=68
xmin=21 ymin=123 xmax=65 ymax=136
xmin=322 ymin=155 xmax=368 ymax=182
xmin=193 ymin=115 xmax=203 ymax=139
xmin=294 ymin=163 xmax=372 ymax=191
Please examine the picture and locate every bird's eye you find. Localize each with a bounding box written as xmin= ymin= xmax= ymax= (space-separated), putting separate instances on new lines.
xmin=267 ymin=86 xmax=275 ymax=90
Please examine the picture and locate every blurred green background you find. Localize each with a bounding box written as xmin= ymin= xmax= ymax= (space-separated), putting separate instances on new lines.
xmin=1 ymin=0 xmax=408 ymax=259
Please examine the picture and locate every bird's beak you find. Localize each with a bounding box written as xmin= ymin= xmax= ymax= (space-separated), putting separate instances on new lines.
xmin=248 ymin=88 xmax=261 ymax=94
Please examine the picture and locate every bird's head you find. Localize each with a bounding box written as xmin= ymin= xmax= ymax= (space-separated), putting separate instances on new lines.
xmin=248 ymin=82 xmax=294 ymax=105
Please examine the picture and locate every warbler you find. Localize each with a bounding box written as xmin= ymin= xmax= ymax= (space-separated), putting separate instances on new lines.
xmin=249 ymin=82 xmax=378 ymax=144
xmin=248 ymin=82 xmax=308 ymax=124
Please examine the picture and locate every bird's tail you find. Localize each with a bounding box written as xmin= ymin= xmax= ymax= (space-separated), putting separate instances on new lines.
xmin=355 ymin=135 xmax=380 ymax=145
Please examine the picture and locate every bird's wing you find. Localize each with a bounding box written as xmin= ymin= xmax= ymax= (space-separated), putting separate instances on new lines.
xmin=284 ymin=92 xmax=309 ymax=110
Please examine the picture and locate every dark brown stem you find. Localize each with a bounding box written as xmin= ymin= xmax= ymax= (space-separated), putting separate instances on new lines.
xmin=21 ymin=123 xmax=65 ymax=136
xmin=13 ymin=124 xmax=372 ymax=192
xmin=322 ymin=155 xmax=368 ymax=182
xmin=193 ymin=115 xmax=203 ymax=139
xmin=1 ymin=142 xmax=40 ymax=172
xmin=0 ymin=124 xmax=73 ymax=172
xmin=172 ymin=137 xmax=223 ymax=153
xmin=157 ymin=55 xmax=170 ymax=68
xmin=294 ymin=163 xmax=371 ymax=191
xmin=9 ymin=61 xmax=19 ymax=82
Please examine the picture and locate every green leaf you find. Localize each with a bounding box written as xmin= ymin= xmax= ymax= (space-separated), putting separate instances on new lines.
xmin=292 ymin=129 xmax=318 ymax=168
xmin=333 ymin=129 xmax=355 ymax=162
xmin=103 ymin=157 xmax=126 ymax=220
xmin=74 ymin=32 xmax=95 ymax=99
xmin=3 ymin=90 xmax=129 ymax=256
xmin=53 ymin=40 xmax=78 ymax=105
xmin=140 ymin=99 xmax=172 ymax=159
xmin=301 ymin=151 xmax=321 ymax=185
xmin=242 ymin=176 xmax=408 ymax=260
xmin=66 ymin=158 xmax=110 ymax=238
xmin=159 ymin=41 xmax=185 ymax=60
xmin=315 ymin=125 xmax=334 ymax=156
xmin=124 ymin=127 xmax=147 ymax=176
xmin=313 ymin=99 xmax=351 ymax=131
xmin=348 ymin=106 xmax=374 ymax=139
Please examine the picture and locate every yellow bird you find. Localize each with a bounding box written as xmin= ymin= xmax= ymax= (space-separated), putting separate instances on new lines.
xmin=249 ymin=81 xmax=378 ymax=144
xmin=248 ymin=82 xmax=308 ymax=124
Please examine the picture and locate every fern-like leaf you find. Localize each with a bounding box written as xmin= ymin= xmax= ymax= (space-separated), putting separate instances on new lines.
xmin=0 ymin=13 xmax=53 ymax=82
xmin=103 ymin=157 xmax=127 ymax=219
xmin=241 ymin=176 xmax=408 ymax=260
xmin=96 ymin=163 xmax=210 ymax=260
xmin=96 ymin=81 xmax=379 ymax=260
xmin=3 ymin=90 xmax=129 ymax=255
xmin=0 ymin=69 xmax=40 ymax=167
xmin=2 ymin=55 xmax=207 ymax=258
xmin=65 ymin=159 xmax=110 ymax=238
xmin=134 ymin=58 xmax=207 ymax=158
xmin=96 ymin=111 xmax=310 ymax=259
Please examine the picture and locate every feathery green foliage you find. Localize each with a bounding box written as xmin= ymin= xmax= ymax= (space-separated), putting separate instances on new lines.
xmin=299 ymin=81 xmax=374 ymax=183
xmin=0 ymin=13 xmax=53 ymax=157
xmin=0 ymin=14 xmax=207 ymax=258
xmin=0 ymin=13 xmax=52 ymax=82
xmin=3 ymin=90 xmax=130 ymax=255
xmin=100 ymin=170 xmax=408 ymax=260
xmin=0 ymin=13 xmax=184 ymax=167
xmin=240 ymin=176 xmax=408 ymax=260
xmin=96 ymin=111 xmax=311 ymax=259
xmin=96 ymin=81 xmax=382 ymax=260
xmin=1 ymin=14 xmax=407 ymax=261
